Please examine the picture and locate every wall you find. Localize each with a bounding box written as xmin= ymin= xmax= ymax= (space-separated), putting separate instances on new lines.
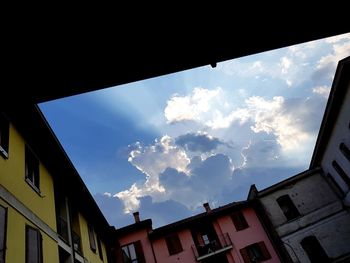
xmin=78 ymin=212 xmax=107 ymax=263
xmin=0 ymin=198 xmax=59 ymax=263
xmin=152 ymin=228 xmax=196 ymax=263
xmin=118 ymin=228 xmax=156 ymax=263
xmin=216 ymin=207 xmax=280 ymax=263
xmin=0 ymin=124 xmax=57 ymax=230
xmin=321 ymin=81 xmax=350 ymax=205
xmin=260 ymin=171 xmax=339 ymax=229
xmin=259 ymin=171 xmax=350 ymax=262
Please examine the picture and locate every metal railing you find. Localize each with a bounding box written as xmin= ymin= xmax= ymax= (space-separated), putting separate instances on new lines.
xmin=72 ymin=231 xmax=82 ymax=254
xmin=191 ymin=233 xmax=232 ymax=259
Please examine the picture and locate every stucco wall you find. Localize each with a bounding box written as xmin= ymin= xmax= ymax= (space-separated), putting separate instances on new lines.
xmin=118 ymin=228 xmax=156 ymax=263
xmin=282 ymin=211 xmax=350 ymax=263
xmin=321 ymin=81 xmax=350 ymax=204
xmin=260 ymin=171 xmax=339 ymax=228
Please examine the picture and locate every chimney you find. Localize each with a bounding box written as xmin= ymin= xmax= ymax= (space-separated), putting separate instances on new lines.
xmin=203 ymin=202 xmax=211 ymax=213
xmin=133 ymin=211 xmax=140 ymax=223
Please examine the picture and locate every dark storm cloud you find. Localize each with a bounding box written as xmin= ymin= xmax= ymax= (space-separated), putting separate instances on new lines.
xmin=175 ymin=132 xmax=224 ymax=152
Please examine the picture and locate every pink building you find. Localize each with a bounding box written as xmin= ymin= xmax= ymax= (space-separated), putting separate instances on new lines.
xmin=115 ymin=201 xmax=281 ymax=263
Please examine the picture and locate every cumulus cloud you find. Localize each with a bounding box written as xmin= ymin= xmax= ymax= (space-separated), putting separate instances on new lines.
xmin=164 ymin=87 xmax=223 ymax=123
xmin=207 ymin=96 xmax=320 ymax=152
xmin=317 ymin=33 xmax=350 ymax=77
xmin=312 ymin=85 xmax=331 ymax=99
xmin=115 ymin=133 xmax=236 ymax=213
xmin=115 ymin=136 xmax=190 ymax=213
xmin=175 ymin=132 xmax=224 ymax=153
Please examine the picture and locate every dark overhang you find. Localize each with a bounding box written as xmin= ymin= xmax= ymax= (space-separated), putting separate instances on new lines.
xmin=3 ymin=21 xmax=349 ymax=104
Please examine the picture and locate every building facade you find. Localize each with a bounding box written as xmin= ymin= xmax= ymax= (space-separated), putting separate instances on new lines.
xmin=0 ymin=105 xmax=112 ymax=263
xmin=115 ymin=202 xmax=281 ymax=263
xmin=249 ymin=169 xmax=350 ymax=262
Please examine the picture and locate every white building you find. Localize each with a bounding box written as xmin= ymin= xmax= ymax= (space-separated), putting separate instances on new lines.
xmin=248 ymin=56 xmax=350 ymax=263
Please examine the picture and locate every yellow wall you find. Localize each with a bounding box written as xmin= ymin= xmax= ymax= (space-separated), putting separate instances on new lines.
xmin=0 ymin=199 xmax=59 ymax=263
xmin=78 ymin=212 xmax=107 ymax=262
xmin=0 ymin=124 xmax=57 ymax=230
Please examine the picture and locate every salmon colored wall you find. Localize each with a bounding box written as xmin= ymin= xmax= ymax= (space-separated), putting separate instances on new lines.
xmin=216 ymin=207 xmax=280 ymax=263
xmin=152 ymin=229 xmax=197 ymax=263
xmin=118 ymin=228 xmax=156 ymax=263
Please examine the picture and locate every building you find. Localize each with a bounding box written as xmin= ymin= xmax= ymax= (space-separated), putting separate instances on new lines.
xmin=114 ymin=201 xmax=281 ymax=263
xmin=247 ymin=56 xmax=350 ymax=263
xmin=0 ymin=105 xmax=113 ymax=263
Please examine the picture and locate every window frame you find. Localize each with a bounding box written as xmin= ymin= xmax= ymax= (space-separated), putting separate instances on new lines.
xmin=97 ymin=235 xmax=104 ymax=261
xmin=25 ymin=225 xmax=43 ymax=263
xmin=240 ymin=241 xmax=271 ymax=263
xmin=25 ymin=145 xmax=40 ymax=193
xmin=231 ymin=210 xmax=249 ymax=231
xmin=165 ymin=233 xmax=183 ymax=255
xmin=276 ymin=194 xmax=300 ymax=221
xmin=88 ymin=224 xmax=96 ymax=252
xmin=0 ymin=113 xmax=9 ymax=159
xmin=121 ymin=241 xmax=145 ymax=263
xmin=0 ymin=205 xmax=7 ymax=263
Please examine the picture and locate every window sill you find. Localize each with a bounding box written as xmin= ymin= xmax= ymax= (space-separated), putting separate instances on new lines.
xmin=25 ymin=178 xmax=43 ymax=197
xmin=0 ymin=146 xmax=8 ymax=159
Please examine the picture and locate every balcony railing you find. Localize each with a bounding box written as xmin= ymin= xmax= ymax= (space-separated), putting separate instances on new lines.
xmin=191 ymin=233 xmax=233 ymax=261
xmin=72 ymin=231 xmax=82 ymax=254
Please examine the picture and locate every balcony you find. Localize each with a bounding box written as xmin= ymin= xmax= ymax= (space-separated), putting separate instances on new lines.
xmin=72 ymin=231 xmax=82 ymax=255
xmin=191 ymin=233 xmax=233 ymax=261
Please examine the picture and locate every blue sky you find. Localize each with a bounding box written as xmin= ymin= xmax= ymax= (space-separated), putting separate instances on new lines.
xmin=39 ymin=33 xmax=350 ymax=228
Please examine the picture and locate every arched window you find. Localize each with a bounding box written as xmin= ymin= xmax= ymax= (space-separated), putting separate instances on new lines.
xmin=300 ymin=236 xmax=329 ymax=263
xmin=276 ymin=195 xmax=300 ymax=221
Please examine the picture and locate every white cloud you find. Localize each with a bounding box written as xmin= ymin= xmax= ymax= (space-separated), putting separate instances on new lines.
xmin=207 ymin=96 xmax=311 ymax=152
xmin=312 ymin=85 xmax=331 ymax=99
xmin=317 ymin=35 xmax=350 ymax=72
xmin=164 ymin=87 xmax=223 ymax=123
xmin=280 ymin=56 xmax=293 ymax=74
xmin=325 ymin=33 xmax=350 ymax=44
xmin=103 ymin=192 xmax=112 ymax=197
xmin=116 ymin=135 xmax=190 ymax=212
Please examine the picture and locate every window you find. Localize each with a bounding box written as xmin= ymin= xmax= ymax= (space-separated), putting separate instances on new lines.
xmin=97 ymin=236 xmax=104 ymax=261
xmin=121 ymin=241 xmax=145 ymax=263
xmin=165 ymin=234 xmax=183 ymax=255
xmin=88 ymin=224 xmax=96 ymax=252
xmin=202 ymin=234 xmax=210 ymax=245
xmin=25 ymin=146 xmax=40 ymax=191
xmin=0 ymin=205 xmax=7 ymax=263
xmin=231 ymin=211 xmax=249 ymax=231
xmin=327 ymin=173 xmax=345 ymax=197
xmin=301 ymin=236 xmax=330 ymax=263
xmin=340 ymin=143 xmax=350 ymax=162
xmin=276 ymin=195 xmax=300 ymax=221
xmin=0 ymin=113 xmax=9 ymax=159
xmin=240 ymin=242 xmax=271 ymax=263
xmin=332 ymin=160 xmax=350 ymax=188
xmin=26 ymin=225 xmax=42 ymax=263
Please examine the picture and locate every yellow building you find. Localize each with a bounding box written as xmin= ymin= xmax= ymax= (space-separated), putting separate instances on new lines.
xmin=0 ymin=105 xmax=113 ymax=263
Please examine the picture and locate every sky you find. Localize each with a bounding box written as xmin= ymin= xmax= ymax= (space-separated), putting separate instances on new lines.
xmin=39 ymin=33 xmax=350 ymax=228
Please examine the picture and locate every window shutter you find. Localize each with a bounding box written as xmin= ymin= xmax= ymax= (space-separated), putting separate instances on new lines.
xmin=240 ymin=248 xmax=251 ymax=263
xmin=231 ymin=211 xmax=248 ymax=230
xmin=258 ymin=241 xmax=271 ymax=260
xmin=0 ymin=206 xmax=7 ymax=263
xmin=134 ymin=241 xmax=145 ymax=263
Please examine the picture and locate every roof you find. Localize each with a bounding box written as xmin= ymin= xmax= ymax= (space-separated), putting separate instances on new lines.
xmin=149 ymin=201 xmax=248 ymax=239
xmin=3 ymin=17 xmax=349 ymax=104
xmin=2 ymin=103 xmax=112 ymax=241
xmin=310 ymin=56 xmax=350 ymax=168
xmin=249 ymin=168 xmax=322 ymax=198
xmin=115 ymin=219 xmax=152 ymax=237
